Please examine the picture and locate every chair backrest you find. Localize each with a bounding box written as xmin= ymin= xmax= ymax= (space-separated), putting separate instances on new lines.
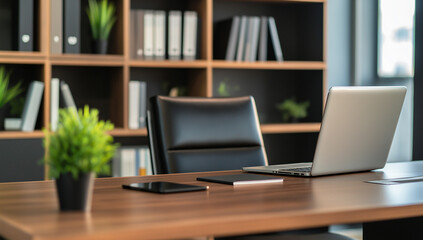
xmin=147 ymin=96 xmax=268 ymax=174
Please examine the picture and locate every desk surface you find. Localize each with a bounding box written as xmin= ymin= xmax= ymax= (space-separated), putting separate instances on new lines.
xmin=1 ymin=161 xmax=423 ymax=240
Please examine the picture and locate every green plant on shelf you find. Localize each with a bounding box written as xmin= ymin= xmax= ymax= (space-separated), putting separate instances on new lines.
xmin=276 ymin=98 xmax=310 ymax=123
xmin=0 ymin=66 xmax=22 ymax=109
xmin=217 ymin=80 xmax=240 ymax=97
xmin=9 ymin=96 xmax=25 ymax=117
xmin=86 ymin=0 xmax=117 ymax=40
xmin=43 ymin=106 xmax=119 ymax=180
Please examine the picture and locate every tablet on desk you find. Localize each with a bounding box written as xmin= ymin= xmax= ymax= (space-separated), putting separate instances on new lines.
xmin=122 ymin=181 xmax=208 ymax=194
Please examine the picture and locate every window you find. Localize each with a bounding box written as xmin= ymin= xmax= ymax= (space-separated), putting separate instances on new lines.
xmin=378 ymin=0 xmax=415 ymax=78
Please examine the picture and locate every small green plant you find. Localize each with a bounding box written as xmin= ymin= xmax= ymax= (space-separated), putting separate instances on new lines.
xmin=86 ymin=0 xmax=116 ymax=40
xmin=0 ymin=66 xmax=22 ymax=109
xmin=276 ymin=98 xmax=310 ymax=122
xmin=43 ymin=106 xmax=118 ymax=180
xmin=9 ymin=96 xmax=25 ymax=117
xmin=217 ymin=80 xmax=240 ymax=97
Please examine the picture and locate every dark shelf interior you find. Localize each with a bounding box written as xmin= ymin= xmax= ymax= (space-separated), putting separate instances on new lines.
xmin=130 ymin=67 xmax=208 ymax=98
xmin=213 ymin=1 xmax=323 ymax=61
xmin=52 ymin=66 xmax=124 ymax=127
xmin=1 ymin=64 xmax=45 ymax=129
xmin=213 ymin=69 xmax=323 ymax=124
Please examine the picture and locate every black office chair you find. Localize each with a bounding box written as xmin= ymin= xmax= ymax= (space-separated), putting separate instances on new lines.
xmin=148 ymin=95 xmax=267 ymax=174
xmin=147 ymin=95 xmax=353 ymax=240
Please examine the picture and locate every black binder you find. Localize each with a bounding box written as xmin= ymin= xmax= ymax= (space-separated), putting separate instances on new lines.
xmin=16 ymin=0 xmax=34 ymax=51
xmin=63 ymin=0 xmax=81 ymax=53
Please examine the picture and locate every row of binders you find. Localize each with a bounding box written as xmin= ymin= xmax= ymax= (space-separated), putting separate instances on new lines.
xmin=216 ymin=16 xmax=284 ymax=62
xmin=50 ymin=0 xmax=84 ymax=54
xmin=113 ymin=146 xmax=152 ymax=177
xmin=128 ymin=81 xmax=147 ymax=129
xmin=130 ymin=10 xmax=199 ymax=60
xmin=5 ymin=79 xmax=76 ymax=132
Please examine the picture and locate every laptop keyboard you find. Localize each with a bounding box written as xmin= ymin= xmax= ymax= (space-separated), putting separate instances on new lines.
xmin=278 ymin=167 xmax=312 ymax=172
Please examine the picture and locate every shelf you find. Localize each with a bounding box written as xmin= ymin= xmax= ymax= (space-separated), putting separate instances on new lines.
xmin=261 ymin=123 xmax=321 ymax=134
xmin=0 ymin=131 xmax=44 ymax=139
xmin=212 ymin=61 xmax=326 ymax=70
xmin=50 ymin=54 xmax=124 ymax=66
xmin=109 ymin=128 xmax=148 ymax=137
xmin=129 ymin=60 xmax=208 ymax=69
xmin=0 ymin=51 xmax=45 ymax=64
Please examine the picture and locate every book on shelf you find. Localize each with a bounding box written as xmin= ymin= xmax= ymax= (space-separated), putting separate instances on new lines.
xmin=50 ymin=78 xmax=60 ymax=131
xmin=15 ymin=0 xmax=34 ymax=51
xmin=113 ymin=146 xmax=151 ymax=177
xmin=21 ymin=81 xmax=44 ymax=132
xmin=128 ymin=81 xmax=140 ymax=129
xmin=128 ymin=80 xmax=147 ymax=129
xmin=154 ymin=11 xmax=166 ymax=60
xmin=217 ymin=15 xmax=284 ymax=62
xmin=60 ymin=81 xmax=77 ymax=110
xmin=183 ymin=11 xmax=198 ymax=60
xmin=50 ymin=0 xmax=63 ymax=54
xmin=244 ymin=16 xmax=260 ymax=62
xmin=143 ymin=10 xmax=154 ymax=60
xmin=258 ymin=16 xmax=268 ymax=61
xmin=63 ymin=0 xmax=81 ymax=53
xmin=268 ymin=16 xmax=284 ymax=62
xmin=197 ymin=174 xmax=283 ymax=186
xmin=236 ymin=16 xmax=248 ymax=61
xmin=168 ymin=10 xmax=182 ymax=60
xmin=139 ymin=81 xmax=147 ymax=128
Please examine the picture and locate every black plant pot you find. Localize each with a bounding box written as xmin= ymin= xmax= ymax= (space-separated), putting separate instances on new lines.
xmin=55 ymin=172 xmax=94 ymax=211
xmin=92 ymin=39 xmax=108 ymax=54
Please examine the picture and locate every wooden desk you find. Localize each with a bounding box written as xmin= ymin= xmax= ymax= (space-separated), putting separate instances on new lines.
xmin=1 ymin=161 xmax=423 ymax=240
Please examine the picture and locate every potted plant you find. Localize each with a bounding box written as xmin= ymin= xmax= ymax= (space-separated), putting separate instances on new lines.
xmin=276 ymin=98 xmax=310 ymax=123
xmin=86 ymin=0 xmax=117 ymax=54
xmin=44 ymin=106 xmax=118 ymax=211
xmin=0 ymin=66 xmax=22 ymax=130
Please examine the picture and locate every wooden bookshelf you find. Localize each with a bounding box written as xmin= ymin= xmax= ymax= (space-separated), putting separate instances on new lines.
xmin=0 ymin=0 xmax=326 ymax=169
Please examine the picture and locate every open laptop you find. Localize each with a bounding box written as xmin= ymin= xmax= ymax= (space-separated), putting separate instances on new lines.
xmin=243 ymin=86 xmax=407 ymax=177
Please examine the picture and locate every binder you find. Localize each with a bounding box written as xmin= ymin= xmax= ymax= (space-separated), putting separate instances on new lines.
xmin=268 ymin=17 xmax=284 ymax=61
xmin=128 ymin=80 xmax=140 ymax=129
xmin=50 ymin=0 xmax=63 ymax=54
xmin=236 ymin=16 xmax=248 ymax=61
xmin=135 ymin=10 xmax=145 ymax=59
xmin=183 ymin=11 xmax=198 ymax=60
xmin=154 ymin=11 xmax=166 ymax=60
xmin=21 ymin=81 xmax=44 ymax=132
xmin=143 ymin=10 xmax=154 ymax=60
xmin=50 ymin=78 xmax=60 ymax=131
xmin=139 ymin=81 xmax=147 ymax=128
xmin=168 ymin=11 xmax=182 ymax=60
xmin=63 ymin=0 xmax=81 ymax=53
xmin=129 ymin=10 xmax=137 ymax=59
xmin=17 ymin=0 xmax=34 ymax=51
xmin=258 ymin=16 xmax=268 ymax=61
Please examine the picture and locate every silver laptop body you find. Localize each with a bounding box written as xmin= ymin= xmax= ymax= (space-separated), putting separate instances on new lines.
xmin=243 ymin=86 xmax=407 ymax=177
